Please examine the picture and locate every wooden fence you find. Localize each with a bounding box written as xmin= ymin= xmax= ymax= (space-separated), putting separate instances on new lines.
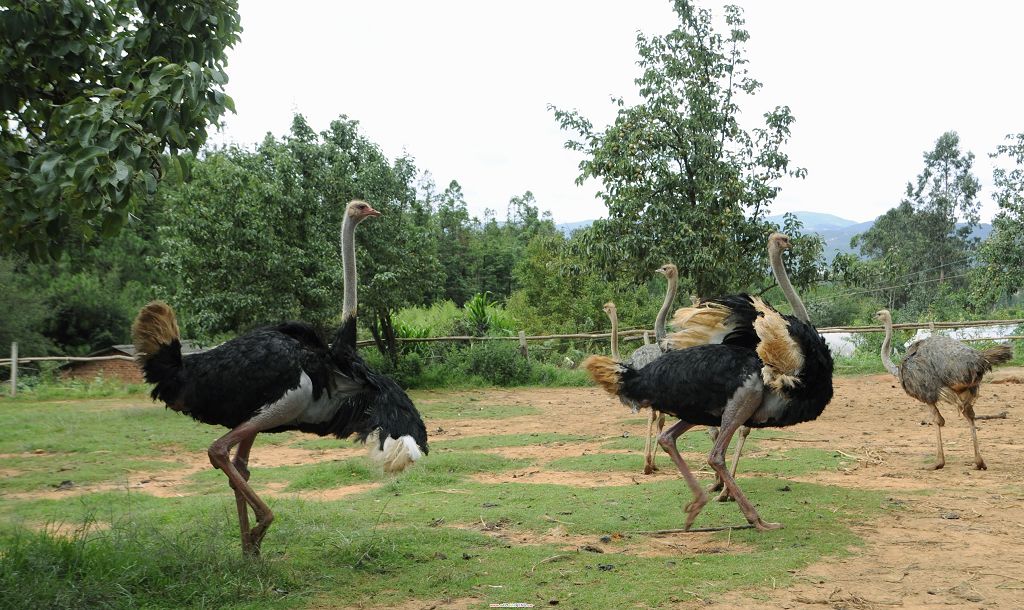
xmin=4 ymin=318 xmax=1024 ymax=397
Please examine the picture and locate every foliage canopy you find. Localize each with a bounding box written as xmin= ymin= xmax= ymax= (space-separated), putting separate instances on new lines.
xmin=552 ymin=0 xmax=806 ymax=296
xmin=0 ymin=0 xmax=241 ymax=259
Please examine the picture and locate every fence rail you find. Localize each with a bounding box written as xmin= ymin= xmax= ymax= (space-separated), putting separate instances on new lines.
xmin=5 ymin=318 xmax=1023 ymax=396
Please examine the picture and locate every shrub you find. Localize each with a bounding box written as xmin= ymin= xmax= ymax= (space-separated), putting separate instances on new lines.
xmin=459 ymin=341 xmax=531 ymax=386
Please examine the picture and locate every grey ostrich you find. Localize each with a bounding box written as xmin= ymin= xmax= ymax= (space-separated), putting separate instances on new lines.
xmin=876 ymin=309 xmax=1011 ymax=470
xmin=676 ymin=233 xmax=810 ymax=499
xmin=603 ymin=264 xmax=679 ymax=474
xmin=603 ymin=297 xmax=666 ymax=461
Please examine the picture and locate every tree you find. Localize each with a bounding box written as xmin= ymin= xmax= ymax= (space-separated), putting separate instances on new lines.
xmin=551 ymin=1 xmax=805 ymax=296
xmin=975 ymin=133 xmax=1024 ymax=304
xmin=851 ymin=131 xmax=980 ymax=310
xmin=0 ymin=256 xmax=52 ymax=357
xmin=432 ymin=180 xmax=476 ymax=305
xmin=0 ymin=0 xmax=241 ymax=259
xmin=158 ymin=115 xmax=444 ymax=359
xmin=904 ymin=131 xmax=981 ymax=283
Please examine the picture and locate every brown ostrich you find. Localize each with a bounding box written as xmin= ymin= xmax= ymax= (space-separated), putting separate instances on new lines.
xmin=876 ymin=309 xmax=1012 ymax=470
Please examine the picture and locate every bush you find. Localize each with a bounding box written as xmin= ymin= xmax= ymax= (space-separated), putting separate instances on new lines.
xmin=460 ymin=341 xmax=532 ymax=386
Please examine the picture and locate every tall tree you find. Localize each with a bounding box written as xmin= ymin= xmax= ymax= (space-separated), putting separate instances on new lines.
xmin=551 ymin=1 xmax=804 ymax=296
xmin=433 ymin=180 xmax=476 ymax=305
xmin=851 ymin=131 xmax=980 ymax=309
xmin=975 ymin=133 xmax=1024 ymax=304
xmin=904 ymin=131 xmax=981 ymax=283
xmin=157 ymin=115 xmax=443 ymax=358
xmin=0 ymin=0 xmax=241 ymax=259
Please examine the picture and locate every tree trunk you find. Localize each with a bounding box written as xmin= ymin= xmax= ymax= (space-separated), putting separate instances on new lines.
xmin=370 ymin=309 xmax=399 ymax=365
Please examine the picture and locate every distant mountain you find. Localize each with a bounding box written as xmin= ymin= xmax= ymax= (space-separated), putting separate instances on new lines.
xmin=555 ymin=219 xmax=593 ymax=236
xmin=763 ymin=210 xmax=991 ymax=260
xmin=554 ymin=211 xmax=991 ymax=260
xmin=765 ymin=211 xmax=860 ymax=231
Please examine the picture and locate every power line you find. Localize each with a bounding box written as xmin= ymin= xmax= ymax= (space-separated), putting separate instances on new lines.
xmin=806 ymin=271 xmax=974 ymax=305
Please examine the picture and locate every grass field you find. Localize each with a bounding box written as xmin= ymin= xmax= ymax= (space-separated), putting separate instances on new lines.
xmin=0 ymin=377 xmax=932 ymax=610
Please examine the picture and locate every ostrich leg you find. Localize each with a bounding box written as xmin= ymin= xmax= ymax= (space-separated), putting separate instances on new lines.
xmin=707 ymin=375 xmax=781 ymax=531
xmin=716 ymin=425 xmax=751 ymax=502
xmin=208 ymin=422 xmax=276 ymax=556
xmin=924 ymin=404 xmax=946 ymax=470
xmin=706 ymin=427 xmax=725 ymax=493
xmin=656 ymin=419 xmax=707 ymax=529
xmin=643 ymin=409 xmax=666 ymax=474
xmin=960 ymin=396 xmax=987 ymax=470
xmin=230 ymin=435 xmax=257 ymax=550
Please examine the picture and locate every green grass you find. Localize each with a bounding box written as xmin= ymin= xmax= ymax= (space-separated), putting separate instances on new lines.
xmin=0 ymin=392 xmax=892 ymax=610
xmin=833 ymin=351 xmax=889 ymax=375
xmin=414 ymin=399 xmax=541 ymax=420
xmin=433 ymin=432 xmax=594 ymax=450
xmin=601 ymin=430 xmax=718 ymax=452
xmin=0 ymin=478 xmax=890 ymax=609
xmin=550 ymin=447 xmax=849 ymax=476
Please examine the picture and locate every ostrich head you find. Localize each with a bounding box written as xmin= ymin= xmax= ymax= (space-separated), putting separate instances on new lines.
xmin=655 ymin=263 xmax=678 ymax=279
xmin=602 ymin=301 xmax=617 ymax=317
xmin=346 ymin=199 xmax=381 ymax=222
xmin=768 ymin=232 xmax=793 ymax=254
xmin=874 ymin=309 xmax=893 ymax=324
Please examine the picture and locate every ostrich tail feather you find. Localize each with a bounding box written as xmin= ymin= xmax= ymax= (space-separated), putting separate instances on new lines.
xmin=980 ymin=345 xmax=1013 ymax=368
xmin=367 ymin=429 xmax=422 ymax=474
xmin=582 ymin=355 xmax=627 ymax=396
xmin=131 ymin=301 xmax=180 ymax=365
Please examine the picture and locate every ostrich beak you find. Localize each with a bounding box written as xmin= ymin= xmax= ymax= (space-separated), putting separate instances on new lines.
xmin=365 ymin=206 xmax=382 ymax=218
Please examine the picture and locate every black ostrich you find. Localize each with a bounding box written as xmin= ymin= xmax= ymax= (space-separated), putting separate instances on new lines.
xmin=131 ymin=200 xmax=428 ymax=555
xmin=584 ymin=294 xmax=833 ymax=530
xmin=667 ymin=233 xmax=812 ymax=501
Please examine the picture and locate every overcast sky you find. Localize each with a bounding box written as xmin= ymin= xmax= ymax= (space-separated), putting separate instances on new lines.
xmin=213 ymin=1 xmax=1024 ymax=225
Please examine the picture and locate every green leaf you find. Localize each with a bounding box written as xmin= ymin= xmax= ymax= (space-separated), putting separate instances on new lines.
xmin=113 ymin=160 xmax=130 ymax=183
xmin=100 ymin=211 xmax=124 ymax=237
xmin=167 ymin=125 xmax=187 ymax=148
xmin=143 ymin=171 xmax=158 ymax=194
xmin=40 ymin=155 xmax=62 ymax=177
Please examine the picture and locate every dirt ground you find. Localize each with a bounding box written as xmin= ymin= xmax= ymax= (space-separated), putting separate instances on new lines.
xmin=15 ymin=370 xmax=1024 ymax=609
xmin=419 ymin=373 xmax=1024 ymax=609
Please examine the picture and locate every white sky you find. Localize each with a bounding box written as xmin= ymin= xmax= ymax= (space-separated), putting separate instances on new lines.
xmin=213 ymin=1 xmax=1024 ymax=225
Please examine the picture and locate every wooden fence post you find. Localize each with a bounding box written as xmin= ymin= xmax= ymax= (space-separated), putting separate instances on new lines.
xmin=518 ymin=331 xmax=528 ymax=360
xmin=9 ymin=342 xmax=16 ymax=398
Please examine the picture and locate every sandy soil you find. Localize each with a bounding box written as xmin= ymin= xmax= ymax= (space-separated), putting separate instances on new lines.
xmin=12 ymin=370 xmax=1024 ymax=609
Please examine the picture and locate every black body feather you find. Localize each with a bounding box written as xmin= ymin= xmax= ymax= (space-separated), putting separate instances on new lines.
xmin=619 ymin=344 xmax=763 ymax=427
xmin=140 ymin=321 xmax=428 ymax=453
xmin=611 ymin=294 xmax=834 ymax=429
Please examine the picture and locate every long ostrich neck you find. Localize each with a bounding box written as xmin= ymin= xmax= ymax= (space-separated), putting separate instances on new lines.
xmin=879 ymin=317 xmax=901 ymax=379
xmin=770 ymin=246 xmax=810 ymax=323
xmin=654 ymin=275 xmax=678 ymax=342
xmin=341 ymin=214 xmax=359 ymax=322
xmin=607 ymin=310 xmax=620 ymax=360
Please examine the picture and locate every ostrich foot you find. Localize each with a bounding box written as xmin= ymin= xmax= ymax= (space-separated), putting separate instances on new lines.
xmin=683 ymin=492 xmax=710 ymax=530
xmin=753 ymin=518 xmax=783 ymax=531
xmin=642 ymin=461 xmax=658 ymax=475
xmin=715 ymin=488 xmax=736 ymax=502
xmin=924 ymin=461 xmax=945 ymax=471
xmin=975 ymin=460 xmax=988 ymax=470
xmin=706 ymin=477 xmax=724 ymax=494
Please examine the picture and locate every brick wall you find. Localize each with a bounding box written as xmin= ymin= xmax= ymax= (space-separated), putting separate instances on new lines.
xmin=61 ymin=359 xmax=144 ymax=383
